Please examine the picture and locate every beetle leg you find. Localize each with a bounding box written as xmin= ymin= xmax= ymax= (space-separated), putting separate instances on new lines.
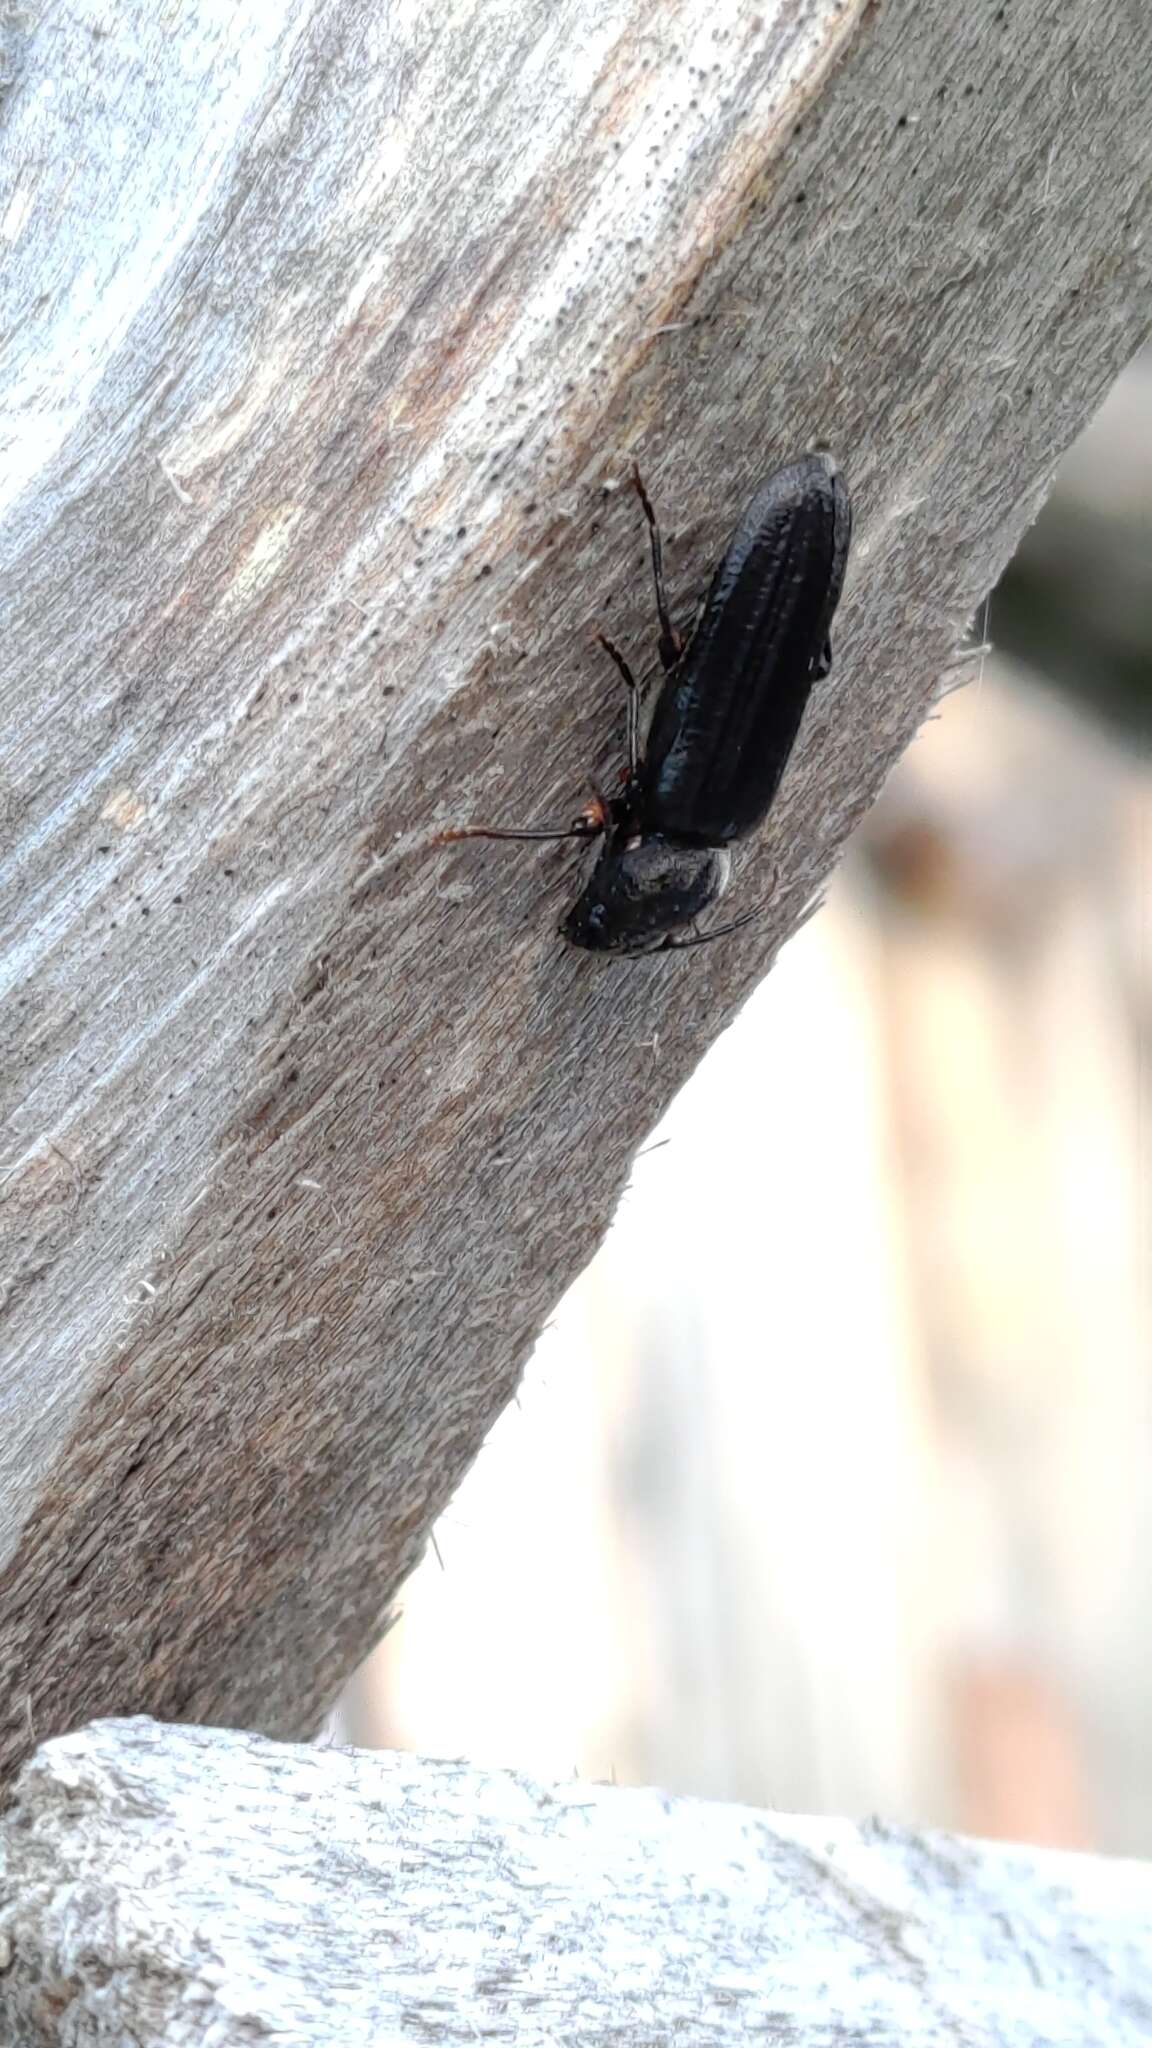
xmin=607 ymin=898 xmax=768 ymax=959
xmin=631 ymin=465 xmax=683 ymax=672
xmin=658 ymin=866 xmax=780 ymax=951
xmin=810 ymin=635 xmax=833 ymax=680
xmin=596 ymin=633 xmax=641 ymax=779
xmin=659 ymin=902 xmax=767 ymax=949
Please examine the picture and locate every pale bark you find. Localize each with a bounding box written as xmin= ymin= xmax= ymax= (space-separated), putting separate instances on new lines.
xmin=2 ymin=1717 xmax=1151 ymax=2047
xmin=1 ymin=0 xmax=1150 ymax=1772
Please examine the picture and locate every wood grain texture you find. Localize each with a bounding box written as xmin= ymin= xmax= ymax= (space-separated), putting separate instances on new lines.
xmin=2 ymin=1717 xmax=1150 ymax=2046
xmin=1 ymin=0 xmax=1150 ymax=1774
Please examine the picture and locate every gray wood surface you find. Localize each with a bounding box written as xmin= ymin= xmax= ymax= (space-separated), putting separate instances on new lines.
xmin=2 ymin=0 xmax=1150 ymax=1777
xmin=2 ymin=1717 xmax=1150 ymax=2047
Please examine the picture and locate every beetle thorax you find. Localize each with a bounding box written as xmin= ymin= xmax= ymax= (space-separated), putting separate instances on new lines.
xmin=562 ymin=832 xmax=730 ymax=954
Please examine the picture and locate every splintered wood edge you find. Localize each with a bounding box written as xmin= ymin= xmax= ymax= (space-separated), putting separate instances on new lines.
xmin=1 ymin=1717 xmax=1150 ymax=2046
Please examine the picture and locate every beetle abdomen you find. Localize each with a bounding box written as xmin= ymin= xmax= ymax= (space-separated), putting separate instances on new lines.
xmin=640 ymin=454 xmax=851 ymax=846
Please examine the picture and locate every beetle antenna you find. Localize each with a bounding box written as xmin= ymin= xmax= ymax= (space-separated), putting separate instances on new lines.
xmin=433 ymin=820 xmax=600 ymax=846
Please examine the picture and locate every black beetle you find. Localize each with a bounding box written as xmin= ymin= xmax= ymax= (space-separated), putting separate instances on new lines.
xmin=436 ymin=453 xmax=851 ymax=955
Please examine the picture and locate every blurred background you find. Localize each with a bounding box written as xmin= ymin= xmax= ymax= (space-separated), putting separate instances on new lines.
xmin=330 ymin=347 xmax=1151 ymax=1857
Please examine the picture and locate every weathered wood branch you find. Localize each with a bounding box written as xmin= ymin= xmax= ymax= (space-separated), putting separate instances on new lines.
xmin=1 ymin=0 xmax=1150 ymax=1774
xmin=1 ymin=1718 xmax=1150 ymax=2046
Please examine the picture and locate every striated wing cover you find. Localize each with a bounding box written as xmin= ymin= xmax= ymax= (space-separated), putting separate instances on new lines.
xmin=639 ymin=453 xmax=851 ymax=845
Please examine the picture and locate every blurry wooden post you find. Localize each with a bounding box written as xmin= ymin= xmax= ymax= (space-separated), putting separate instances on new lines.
xmin=864 ymin=665 xmax=1152 ymax=1851
xmin=2 ymin=0 xmax=1151 ymax=1777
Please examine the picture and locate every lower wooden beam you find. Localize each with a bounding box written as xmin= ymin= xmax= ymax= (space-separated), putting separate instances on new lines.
xmin=1 ymin=1718 xmax=1149 ymax=2045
